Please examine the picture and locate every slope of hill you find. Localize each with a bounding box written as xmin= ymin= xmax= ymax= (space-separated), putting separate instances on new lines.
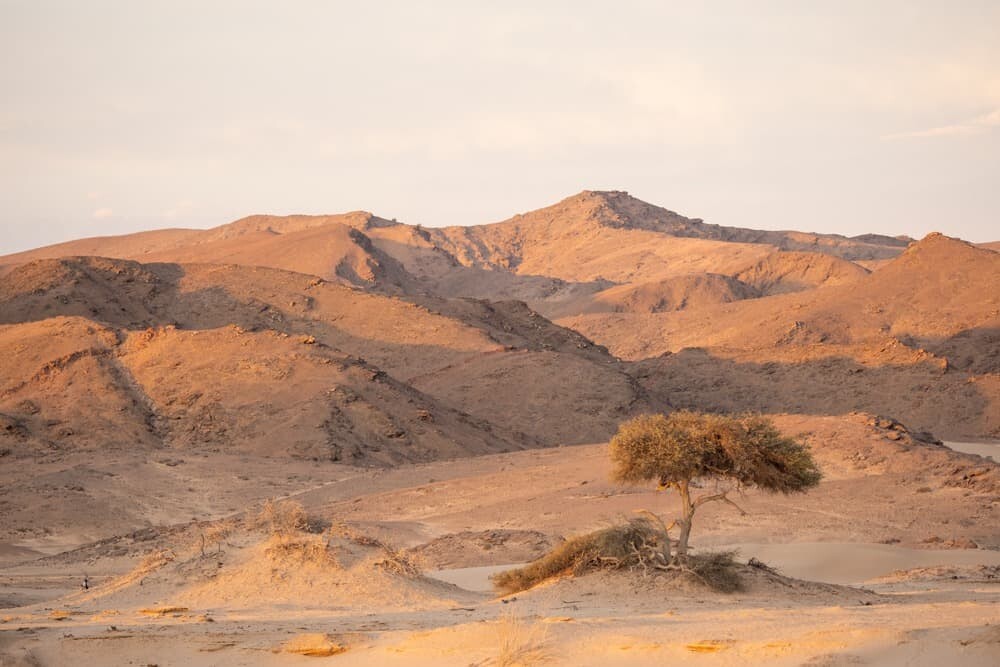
xmin=0 ymin=256 xmax=646 ymax=459
xmin=566 ymin=234 xmax=1000 ymax=438
xmin=0 ymin=190 xmax=904 ymax=314
xmin=0 ymin=213 xmax=417 ymax=293
xmin=735 ymin=250 xmax=870 ymax=295
xmin=0 ymin=195 xmax=986 ymax=449
xmin=425 ymin=191 xmax=906 ymax=278
xmin=565 ymin=234 xmax=999 ymax=357
xmin=543 ymin=273 xmax=758 ymax=318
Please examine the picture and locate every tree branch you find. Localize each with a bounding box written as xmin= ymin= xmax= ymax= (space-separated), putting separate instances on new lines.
xmin=692 ymin=492 xmax=726 ymax=508
xmin=720 ymin=495 xmax=749 ymax=516
xmin=692 ymin=491 xmax=749 ymax=516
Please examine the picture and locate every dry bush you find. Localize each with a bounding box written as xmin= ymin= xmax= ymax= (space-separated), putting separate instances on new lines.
xmin=489 ymin=611 xmax=551 ymax=667
xmin=373 ymin=549 xmax=423 ymax=576
xmin=329 ymin=521 xmax=382 ymax=546
xmin=493 ymin=519 xmax=665 ymax=594
xmin=250 ymin=499 xmax=308 ymax=537
xmin=265 ymin=534 xmax=340 ymax=567
xmin=493 ymin=519 xmax=742 ymax=594
xmin=687 ymin=550 xmax=742 ymax=593
xmin=199 ymin=523 xmax=232 ymax=556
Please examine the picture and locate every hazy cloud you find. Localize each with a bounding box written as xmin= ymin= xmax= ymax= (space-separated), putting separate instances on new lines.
xmin=883 ymin=109 xmax=1000 ymax=140
xmin=91 ymin=207 xmax=114 ymax=219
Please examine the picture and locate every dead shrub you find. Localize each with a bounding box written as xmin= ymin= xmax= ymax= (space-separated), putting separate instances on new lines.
xmin=492 ymin=519 xmax=742 ymax=594
xmin=687 ymin=550 xmax=742 ymax=593
xmin=199 ymin=523 xmax=232 ymax=556
xmin=492 ymin=519 xmax=665 ymax=594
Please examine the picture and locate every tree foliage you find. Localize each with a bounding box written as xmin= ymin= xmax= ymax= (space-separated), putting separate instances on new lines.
xmin=609 ymin=411 xmax=821 ymax=557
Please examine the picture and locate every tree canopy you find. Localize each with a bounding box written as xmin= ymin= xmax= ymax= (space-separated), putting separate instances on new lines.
xmin=609 ymin=410 xmax=822 ymax=557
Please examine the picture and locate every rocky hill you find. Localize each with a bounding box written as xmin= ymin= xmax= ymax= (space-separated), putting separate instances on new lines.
xmin=0 ymin=193 xmax=992 ymax=453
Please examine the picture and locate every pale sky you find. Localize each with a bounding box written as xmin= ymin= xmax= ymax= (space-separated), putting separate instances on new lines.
xmin=1 ymin=1 xmax=998 ymax=254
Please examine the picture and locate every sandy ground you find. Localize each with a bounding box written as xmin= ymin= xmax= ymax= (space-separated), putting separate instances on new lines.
xmin=2 ymin=418 xmax=999 ymax=665
xmin=946 ymin=441 xmax=1000 ymax=462
xmin=1 ymin=553 xmax=997 ymax=666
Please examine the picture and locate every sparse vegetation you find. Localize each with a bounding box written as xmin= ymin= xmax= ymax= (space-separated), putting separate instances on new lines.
xmin=264 ymin=534 xmax=340 ymax=566
xmin=249 ymin=499 xmax=308 ymax=537
xmin=610 ymin=411 xmax=822 ymax=557
xmin=687 ymin=550 xmax=742 ymax=593
xmin=492 ymin=519 xmax=742 ymax=594
xmin=198 ymin=523 xmax=232 ymax=556
xmin=493 ymin=519 xmax=663 ymax=593
xmin=488 ymin=611 xmax=551 ymax=667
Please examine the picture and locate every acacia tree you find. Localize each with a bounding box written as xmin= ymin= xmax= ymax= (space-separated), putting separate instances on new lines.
xmin=609 ymin=411 xmax=822 ymax=560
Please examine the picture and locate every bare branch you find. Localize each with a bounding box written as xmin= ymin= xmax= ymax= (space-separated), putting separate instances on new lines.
xmin=692 ymin=492 xmax=727 ymax=508
xmin=720 ymin=495 xmax=749 ymax=516
xmin=692 ymin=492 xmax=749 ymax=516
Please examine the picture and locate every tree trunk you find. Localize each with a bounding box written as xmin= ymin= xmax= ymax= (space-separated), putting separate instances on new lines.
xmin=675 ymin=480 xmax=695 ymax=558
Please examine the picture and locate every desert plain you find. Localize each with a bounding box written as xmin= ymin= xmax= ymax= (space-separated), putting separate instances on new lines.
xmin=1 ymin=191 xmax=999 ymax=665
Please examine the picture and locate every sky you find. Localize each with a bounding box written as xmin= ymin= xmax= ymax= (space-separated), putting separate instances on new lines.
xmin=1 ymin=1 xmax=998 ymax=254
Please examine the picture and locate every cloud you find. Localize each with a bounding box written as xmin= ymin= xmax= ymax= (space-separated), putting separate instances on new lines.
xmin=91 ymin=207 xmax=114 ymax=219
xmin=882 ymin=109 xmax=1000 ymax=140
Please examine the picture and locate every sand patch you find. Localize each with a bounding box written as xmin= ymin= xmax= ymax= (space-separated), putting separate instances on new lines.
xmin=716 ymin=542 xmax=1000 ymax=584
xmin=944 ymin=441 xmax=1000 ymax=462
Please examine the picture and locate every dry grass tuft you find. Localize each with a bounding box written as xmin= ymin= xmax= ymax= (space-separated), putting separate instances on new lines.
xmin=250 ymin=498 xmax=308 ymax=537
xmin=493 ymin=519 xmax=742 ymax=594
xmin=489 ymin=611 xmax=551 ymax=666
xmin=264 ymin=534 xmax=340 ymax=567
xmin=198 ymin=523 xmax=232 ymax=556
